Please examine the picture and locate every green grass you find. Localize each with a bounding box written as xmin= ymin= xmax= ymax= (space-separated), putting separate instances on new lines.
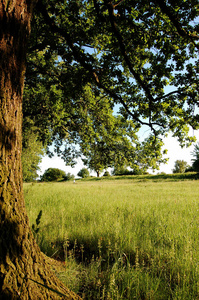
xmin=24 ymin=176 xmax=199 ymax=299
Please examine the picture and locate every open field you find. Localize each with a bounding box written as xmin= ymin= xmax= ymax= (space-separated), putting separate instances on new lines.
xmin=24 ymin=176 xmax=199 ymax=299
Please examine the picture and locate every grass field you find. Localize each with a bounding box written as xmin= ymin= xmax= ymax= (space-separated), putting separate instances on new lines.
xmin=24 ymin=175 xmax=199 ymax=299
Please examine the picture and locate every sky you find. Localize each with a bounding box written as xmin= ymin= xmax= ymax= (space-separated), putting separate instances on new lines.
xmin=38 ymin=130 xmax=199 ymax=178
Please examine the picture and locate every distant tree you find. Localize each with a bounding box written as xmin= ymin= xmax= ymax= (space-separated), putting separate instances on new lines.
xmin=173 ymin=160 xmax=188 ymax=173
xmin=191 ymin=143 xmax=199 ymax=172
xmin=112 ymin=166 xmax=132 ymax=176
xmin=41 ymin=168 xmax=66 ymax=182
xmin=65 ymin=173 xmax=75 ymax=181
xmin=77 ymin=168 xmax=90 ymax=178
xmin=112 ymin=166 xmax=146 ymax=175
xmin=82 ymin=150 xmax=104 ymax=177
xmin=103 ymin=171 xmax=111 ymax=177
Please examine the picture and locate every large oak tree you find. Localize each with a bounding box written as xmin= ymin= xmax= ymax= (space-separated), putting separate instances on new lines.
xmin=0 ymin=1 xmax=80 ymax=299
xmin=0 ymin=0 xmax=198 ymax=298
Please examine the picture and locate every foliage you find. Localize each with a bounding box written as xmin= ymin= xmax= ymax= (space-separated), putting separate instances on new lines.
xmin=172 ymin=159 xmax=189 ymax=173
xmin=80 ymin=101 xmax=141 ymax=176
xmin=85 ymin=172 xmax=199 ymax=182
xmin=22 ymin=118 xmax=44 ymax=182
xmin=77 ymin=168 xmax=90 ymax=178
xmin=65 ymin=173 xmax=75 ymax=181
xmin=41 ymin=168 xmax=66 ymax=182
xmin=191 ymin=143 xmax=199 ymax=172
xmin=103 ymin=171 xmax=111 ymax=177
xmin=112 ymin=166 xmax=133 ymax=176
xmin=113 ymin=165 xmax=148 ymax=176
xmin=80 ymin=89 xmax=168 ymax=175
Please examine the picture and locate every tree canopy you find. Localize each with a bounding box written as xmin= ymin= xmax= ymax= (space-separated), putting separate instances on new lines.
xmin=77 ymin=167 xmax=90 ymax=178
xmin=40 ymin=167 xmax=67 ymax=181
xmin=24 ymin=0 xmax=199 ymax=168
xmin=78 ymin=86 xmax=159 ymax=176
xmin=172 ymin=160 xmax=189 ymax=174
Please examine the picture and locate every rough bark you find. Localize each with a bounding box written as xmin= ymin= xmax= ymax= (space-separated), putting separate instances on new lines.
xmin=0 ymin=1 xmax=81 ymax=299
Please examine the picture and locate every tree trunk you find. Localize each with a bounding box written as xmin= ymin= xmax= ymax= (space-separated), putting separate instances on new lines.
xmin=0 ymin=1 xmax=80 ymax=299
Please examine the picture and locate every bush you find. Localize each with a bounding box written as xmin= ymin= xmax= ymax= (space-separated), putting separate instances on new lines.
xmin=173 ymin=160 xmax=189 ymax=173
xmin=64 ymin=172 xmax=75 ymax=181
xmin=77 ymin=168 xmax=90 ymax=178
xmin=103 ymin=171 xmax=111 ymax=177
xmin=41 ymin=168 xmax=66 ymax=182
xmin=112 ymin=166 xmax=147 ymax=176
xmin=113 ymin=167 xmax=129 ymax=176
xmin=112 ymin=167 xmax=134 ymax=176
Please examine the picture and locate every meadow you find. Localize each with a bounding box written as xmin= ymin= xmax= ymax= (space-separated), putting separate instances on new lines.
xmin=24 ymin=175 xmax=199 ymax=299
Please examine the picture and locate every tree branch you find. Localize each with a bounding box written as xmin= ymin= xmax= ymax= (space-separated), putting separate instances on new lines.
xmin=154 ymin=0 xmax=199 ymax=50
xmin=113 ymin=0 xmax=125 ymax=8
xmin=155 ymin=87 xmax=187 ymax=101
xmin=36 ymin=1 xmax=165 ymax=132
xmin=104 ymin=1 xmax=155 ymax=103
xmin=29 ymin=41 xmax=49 ymax=53
xmin=103 ymin=0 xmax=160 ymax=131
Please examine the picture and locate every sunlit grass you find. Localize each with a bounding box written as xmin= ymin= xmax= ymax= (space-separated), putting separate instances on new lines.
xmin=24 ymin=178 xmax=199 ymax=299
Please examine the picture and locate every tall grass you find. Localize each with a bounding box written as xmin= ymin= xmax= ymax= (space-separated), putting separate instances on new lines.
xmin=24 ymin=178 xmax=199 ymax=299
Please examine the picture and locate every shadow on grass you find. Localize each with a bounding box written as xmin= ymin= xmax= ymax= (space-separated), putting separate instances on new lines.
xmin=41 ymin=235 xmax=141 ymax=270
xmin=35 ymin=228 xmax=199 ymax=300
